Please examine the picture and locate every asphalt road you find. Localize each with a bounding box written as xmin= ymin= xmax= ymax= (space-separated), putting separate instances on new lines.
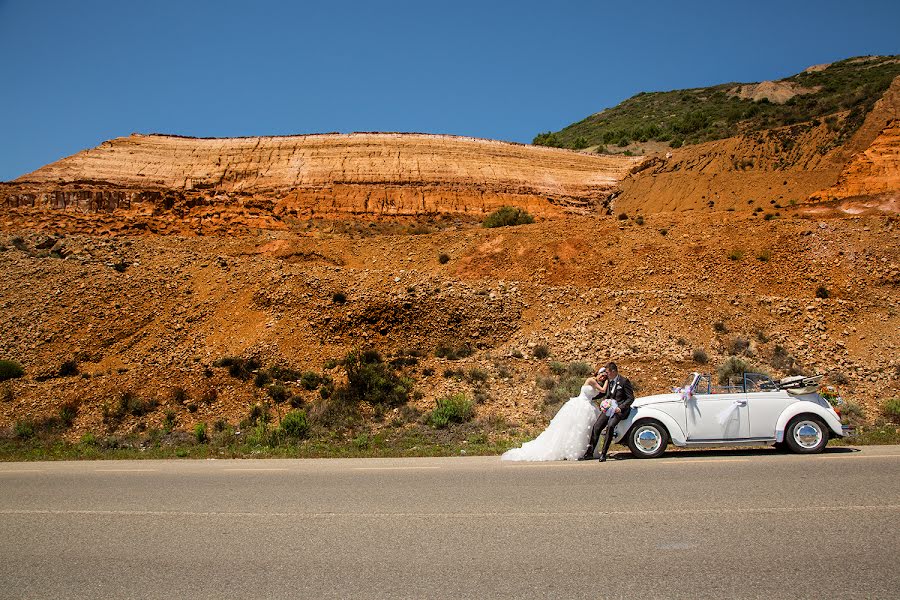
xmin=1 ymin=446 xmax=898 ymax=599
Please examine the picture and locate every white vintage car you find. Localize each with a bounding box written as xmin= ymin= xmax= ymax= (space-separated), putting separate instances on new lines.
xmin=610 ymin=372 xmax=849 ymax=458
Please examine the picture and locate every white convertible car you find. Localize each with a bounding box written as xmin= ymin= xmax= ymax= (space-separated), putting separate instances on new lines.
xmin=610 ymin=372 xmax=849 ymax=458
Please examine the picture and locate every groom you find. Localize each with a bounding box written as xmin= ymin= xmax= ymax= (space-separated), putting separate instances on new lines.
xmin=581 ymin=362 xmax=635 ymax=462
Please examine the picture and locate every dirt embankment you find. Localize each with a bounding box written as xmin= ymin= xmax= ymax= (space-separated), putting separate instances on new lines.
xmin=1 ymin=210 xmax=897 ymax=439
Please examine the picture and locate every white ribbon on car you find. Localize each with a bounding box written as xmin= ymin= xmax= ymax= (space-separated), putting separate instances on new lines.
xmin=677 ymin=386 xmax=694 ymax=401
xmin=716 ymin=400 xmax=742 ymax=426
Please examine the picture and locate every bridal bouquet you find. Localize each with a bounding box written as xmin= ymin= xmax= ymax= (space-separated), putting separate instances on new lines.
xmin=599 ymin=399 xmax=618 ymax=418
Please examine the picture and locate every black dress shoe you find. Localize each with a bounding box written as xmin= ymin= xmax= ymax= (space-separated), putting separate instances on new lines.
xmin=598 ymin=455 xmax=607 ymax=463
xmin=577 ymin=454 xmax=593 ymax=461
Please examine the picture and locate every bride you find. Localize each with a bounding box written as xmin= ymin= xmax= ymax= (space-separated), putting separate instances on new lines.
xmin=502 ymin=367 xmax=608 ymax=461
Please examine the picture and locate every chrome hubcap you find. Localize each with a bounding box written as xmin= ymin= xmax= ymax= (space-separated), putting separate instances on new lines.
xmin=793 ymin=420 xmax=823 ymax=449
xmin=635 ymin=426 xmax=662 ymax=454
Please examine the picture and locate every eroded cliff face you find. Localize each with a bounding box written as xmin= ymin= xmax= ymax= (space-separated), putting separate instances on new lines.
xmin=811 ymin=120 xmax=900 ymax=206
xmin=0 ymin=133 xmax=641 ymax=233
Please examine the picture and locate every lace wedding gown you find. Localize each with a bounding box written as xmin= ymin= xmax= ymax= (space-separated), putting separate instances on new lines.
xmin=501 ymin=384 xmax=601 ymax=461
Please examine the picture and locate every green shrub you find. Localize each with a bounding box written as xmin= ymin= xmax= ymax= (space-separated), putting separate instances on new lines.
xmin=717 ymin=356 xmax=765 ymax=385
xmin=549 ymin=361 xmax=567 ymax=376
xmin=267 ymin=384 xmax=289 ymax=404
xmin=163 ymin=410 xmax=177 ymax=434
xmin=427 ymin=393 xmax=474 ymax=428
xmin=728 ymin=337 xmax=750 ymax=355
xmin=0 ymin=360 xmax=24 ymax=382
xmin=280 ymin=410 xmax=310 ymax=439
xmin=213 ymin=356 xmax=260 ymax=380
xmin=300 ymin=371 xmax=322 ymax=391
xmin=466 ymin=368 xmax=489 ymax=384
xmin=269 ymin=365 xmax=303 ymax=382
xmin=58 ymin=360 xmax=79 ymax=377
xmin=58 ymin=401 xmax=79 ymax=427
xmin=109 ymin=391 xmax=157 ymax=420
xmin=254 ymin=371 xmax=272 ymax=388
xmin=194 ymin=423 xmax=208 ymax=444
xmin=482 ymin=206 xmax=534 ymax=228
xmin=532 ymin=344 xmax=550 ymax=359
xmin=14 ymin=420 xmax=35 ymax=439
xmin=842 ymin=400 xmax=866 ymax=424
xmin=883 ymin=398 xmax=900 ymax=423
xmin=246 ymin=403 xmax=271 ymax=427
xmin=338 ymin=348 xmax=412 ymax=407
xmin=435 ymin=343 xmax=472 ymax=361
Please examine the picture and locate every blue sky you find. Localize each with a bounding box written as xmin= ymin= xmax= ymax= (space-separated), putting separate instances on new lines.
xmin=1 ymin=0 xmax=898 ymax=180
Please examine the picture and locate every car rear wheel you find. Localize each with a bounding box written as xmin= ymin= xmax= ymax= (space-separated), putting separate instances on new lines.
xmin=785 ymin=416 xmax=828 ymax=454
xmin=627 ymin=420 xmax=669 ymax=459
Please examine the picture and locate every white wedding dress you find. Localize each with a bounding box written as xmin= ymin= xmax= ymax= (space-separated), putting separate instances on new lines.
xmin=502 ymin=384 xmax=601 ymax=461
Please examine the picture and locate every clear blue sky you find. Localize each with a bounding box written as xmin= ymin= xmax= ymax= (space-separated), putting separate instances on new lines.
xmin=1 ymin=0 xmax=898 ymax=181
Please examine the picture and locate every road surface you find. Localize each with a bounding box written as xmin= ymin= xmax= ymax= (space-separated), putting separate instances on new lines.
xmin=1 ymin=446 xmax=899 ymax=599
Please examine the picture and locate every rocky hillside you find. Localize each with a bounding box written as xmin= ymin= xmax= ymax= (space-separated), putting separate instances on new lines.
xmin=536 ymin=55 xmax=900 ymax=152
xmin=0 ymin=133 xmax=639 ymax=235
xmin=1 ymin=208 xmax=897 ymax=444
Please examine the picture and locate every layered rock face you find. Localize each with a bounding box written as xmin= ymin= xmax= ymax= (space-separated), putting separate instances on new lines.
xmin=813 ymin=120 xmax=900 ymax=203
xmin=1 ymin=133 xmax=640 ymax=232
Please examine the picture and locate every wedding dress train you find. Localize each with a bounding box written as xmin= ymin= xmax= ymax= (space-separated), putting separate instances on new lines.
xmin=501 ymin=384 xmax=601 ymax=461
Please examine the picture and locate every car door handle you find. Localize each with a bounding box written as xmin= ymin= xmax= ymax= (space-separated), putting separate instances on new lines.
xmin=735 ymin=400 xmax=747 ymax=406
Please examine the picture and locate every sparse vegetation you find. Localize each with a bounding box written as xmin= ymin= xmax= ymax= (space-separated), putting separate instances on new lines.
xmin=536 ymin=56 xmax=900 ymax=149
xmin=692 ymin=348 xmax=709 ymax=364
xmin=438 ymin=253 xmax=450 ymax=264
xmin=213 ymin=356 xmax=261 ymax=380
xmin=482 ymin=206 xmax=534 ymax=228
xmin=757 ymin=249 xmax=772 ymax=262
xmin=332 ymin=292 xmax=347 ymax=304
xmin=713 ymin=321 xmax=728 ymax=334
xmin=727 ymin=248 xmax=744 ymax=261
xmin=435 ymin=343 xmax=472 ymax=361
xmin=815 ymin=286 xmax=830 ymax=299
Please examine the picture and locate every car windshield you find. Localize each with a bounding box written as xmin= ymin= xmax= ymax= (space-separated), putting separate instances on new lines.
xmin=682 ymin=373 xmax=696 ymax=390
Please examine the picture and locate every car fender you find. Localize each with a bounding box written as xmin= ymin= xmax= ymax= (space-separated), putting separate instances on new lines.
xmin=775 ymin=401 xmax=844 ymax=442
xmin=614 ymin=406 xmax=687 ymax=446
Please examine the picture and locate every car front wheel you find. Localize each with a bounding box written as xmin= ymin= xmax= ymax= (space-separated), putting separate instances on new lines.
xmin=785 ymin=416 xmax=828 ymax=454
xmin=627 ymin=420 xmax=669 ymax=459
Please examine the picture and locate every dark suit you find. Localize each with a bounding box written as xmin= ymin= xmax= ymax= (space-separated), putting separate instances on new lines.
xmin=586 ymin=375 xmax=635 ymax=458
